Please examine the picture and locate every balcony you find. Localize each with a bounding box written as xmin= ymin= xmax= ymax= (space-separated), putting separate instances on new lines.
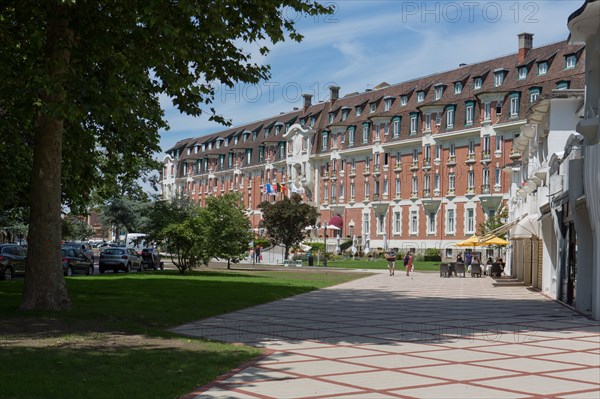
xmin=433 ymin=189 xmax=440 ymax=197
xmin=447 ymin=188 xmax=455 ymax=197
xmin=339 ymin=169 xmax=345 ymax=177
xmin=330 ymin=170 xmax=338 ymax=181
xmin=509 ymin=151 xmax=521 ymax=160
xmin=433 ymin=158 xmax=441 ymax=166
xmin=322 ymin=198 xmax=329 ymax=206
xmin=423 ymin=160 xmax=431 ymax=171
xmin=383 ymin=165 xmax=389 ymax=172
xmin=423 ymin=189 xmax=431 ymax=198
xmin=349 ymin=167 xmax=356 ymax=177
xmin=480 ymin=152 xmax=491 ymax=164
xmin=466 ymin=187 xmax=475 ymax=196
xmin=363 ymin=194 xmax=370 ymax=203
xmin=394 ymin=193 xmax=402 ymax=201
xmin=465 ymin=153 xmax=476 ymax=165
xmin=373 ymin=165 xmax=381 ymax=177
xmin=410 ymin=161 xmax=419 ymax=172
xmin=363 ymin=166 xmax=371 ymax=176
xmin=394 ymin=162 xmax=402 ymax=172
xmin=373 ymin=193 xmax=380 ymax=201
xmin=446 ymin=155 xmax=456 ymax=167
xmin=348 ymin=196 xmax=355 ymax=204
xmin=481 ymin=184 xmax=491 ymax=194
xmin=382 ymin=193 xmax=389 ymax=200
xmin=410 ymin=191 xmax=418 ymax=199
xmin=322 ymin=171 xmax=330 ymax=180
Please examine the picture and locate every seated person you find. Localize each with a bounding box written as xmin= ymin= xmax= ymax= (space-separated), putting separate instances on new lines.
xmin=485 ymin=257 xmax=493 ymax=275
xmin=456 ymin=253 xmax=463 ymax=263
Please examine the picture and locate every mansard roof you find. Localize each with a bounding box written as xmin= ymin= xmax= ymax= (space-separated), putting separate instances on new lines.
xmin=170 ymin=38 xmax=584 ymax=161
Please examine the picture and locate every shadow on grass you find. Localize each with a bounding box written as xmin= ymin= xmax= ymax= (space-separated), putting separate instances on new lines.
xmin=0 ymin=344 xmax=258 ymax=399
xmin=0 ymin=270 xmax=365 ymax=334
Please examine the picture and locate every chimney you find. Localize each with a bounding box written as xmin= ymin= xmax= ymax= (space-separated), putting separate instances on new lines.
xmin=329 ymin=85 xmax=340 ymax=104
xmin=302 ymin=94 xmax=312 ymax=112
xmin=518 ymin=33 xmax=534 ymax=64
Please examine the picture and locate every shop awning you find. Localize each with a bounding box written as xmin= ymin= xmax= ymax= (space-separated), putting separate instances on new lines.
xmin=510 ymin=215 xmax=540 ymax=239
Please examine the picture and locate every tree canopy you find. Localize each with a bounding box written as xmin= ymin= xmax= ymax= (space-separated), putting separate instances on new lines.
xmin=259 ymin=193 xmax=318 ymax=259
xmin=0 ymin=0 xmax=333 ymax=310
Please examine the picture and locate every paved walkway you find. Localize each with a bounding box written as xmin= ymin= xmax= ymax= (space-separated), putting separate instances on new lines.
xmin=173 ymin=271 xmax=600 ymax=399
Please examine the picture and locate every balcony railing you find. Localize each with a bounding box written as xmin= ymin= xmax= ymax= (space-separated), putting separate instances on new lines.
xmin=466 ymin=153 xmax=476 ymax=164
xmin=410 ymin=161 xmax=419 ymax=171
xmin=363 ymin=194 xmax=370 ymax=202
xmin=363 ymin=166 xmax=371 ymax=176
xmin=446 ymin=155 xmax=457 ymax=167
xmin=481 ymin=184 xmax=491 ymax=194
xmin=373 ymin=165 xmax=380 ymax=176
xmin=423 ymin=160 xmax=431 ymax=170
xmin=331 ymin=170 xmax=338 ymax=180
xmin=410 ymin=191 xmax=418 ymax=199
xmin=394 ymin=162 xmax=402 ymax=172
xmin=322 ymin=171 xmax=330 ymax=180
xmin=349 ymin=167 xmax=356 ymax=177
xmin=423 ymin=189 xmax=430 ymax=198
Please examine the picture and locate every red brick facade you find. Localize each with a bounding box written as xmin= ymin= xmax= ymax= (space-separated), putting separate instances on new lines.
xmin=162 ymin=36 xmax=585 ymax=256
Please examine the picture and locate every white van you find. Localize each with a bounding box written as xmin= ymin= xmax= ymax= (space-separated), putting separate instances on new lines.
xmin=125 ymin=233 xmax=147 ymax=254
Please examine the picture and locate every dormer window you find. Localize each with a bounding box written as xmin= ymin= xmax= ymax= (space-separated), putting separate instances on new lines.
xmin=194 ymin=146 xmax=199 ymax=154
xmin=225 ymin=138 xmax=229 ymax=147
xmin=494 ymin=70 xmax=506 ymax=87
xmin=264 ymin=128 xmax=270 ymax=138
xmin=341 ymin=109 xmax=349 ymax=121
xmin=384 ymin=98 xmax=392 ymax=111
xmin=252 ymin=131 xmax=257 ymax=141
xmin=328 ymin=113 xmax=334 ymax=123
xmin=275 ymin=125 xmax=281 ymax=135
xmin=187 ymin=148 xmax=191 ymax=155
xmin=529 ymin=87 xmax=540 ymax=103
xmin=556 ymin=80 xmax=570 ymax=90
xmin=202 ymin=144 xmax=206 ymax=152
xmin=518 ymin=67 xmax=527 ymax=80
xmin=216 ymin=141 xmax=220 ymax=149
xmin=538 ymin=62 xmax=548 ymax=75
xmin=309 ymin=116 xmax=316 ymax=127
xmin=565 ymin=55 xmax=576 ymax=69
xmin=417 ymin=91 xmax=425 ymax=102
xmin=370 ymin=103 xmax=377 ymax=113
xmin=400 ymin=95 xmax=408 ymax=106
xmin=234 ymin=136 xmax=239 ymax=145
xmin=208 ymin=142 xmax=212 ymax=150
xmin=434 ymin=86 xmax=444 ymax=100
xmin=299 ymin=118 xmax=305 ymax=125
xmin=243 ymin=133 xmax=249 ymax=143
xmin=454 ymin=82 xmax=462 ymax=94
xmin=356 ymin=106 xmax=362 ymax=116
xmin=474 ymin=77 xmax=482 ymax=90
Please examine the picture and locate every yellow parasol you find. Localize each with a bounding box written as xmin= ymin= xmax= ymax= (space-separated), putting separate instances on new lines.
xmin=455 ymin=235 xmax=480 ymax=247
xmin=479 ymin=235 xmax=509 ymax=246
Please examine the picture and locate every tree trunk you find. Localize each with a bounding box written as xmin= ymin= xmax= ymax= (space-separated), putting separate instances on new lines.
xmin=284 ymin=246 xmax=289 ymax=260
xmin=20 ymin=5 xmax=73 ymax=311
xmin=227 ymin=259 xmax=231 ymax=270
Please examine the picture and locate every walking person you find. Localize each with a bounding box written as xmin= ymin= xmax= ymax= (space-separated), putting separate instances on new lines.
xmin=385 ymin=249 xmax=397 ymax=276
xmin=405 ymin=251 xmax=414 ymax=276
xmin=255 ymin=245 xmax=262 ymax=263
xmin=465 ymin=251 xmax=473 ymax=272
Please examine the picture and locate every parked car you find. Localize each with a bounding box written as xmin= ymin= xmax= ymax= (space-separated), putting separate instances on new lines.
xmin=99 ymin=247 xmax=142 ymax=273
xmin=141 ymin=248 xmax=164 ymax=270
xmin=63 ymin=242 xmax=94 ymax=262
xmin=61 ymin=247 xmax=94 ymax=276
xmin=0 ymin=244 xmax=27 ymax=280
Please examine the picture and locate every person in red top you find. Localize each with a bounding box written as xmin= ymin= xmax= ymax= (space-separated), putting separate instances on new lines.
xmin=405 ymin=252 xmax=414 ymax=276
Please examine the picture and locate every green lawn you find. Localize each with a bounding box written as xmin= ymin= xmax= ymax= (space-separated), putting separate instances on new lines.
xmin=324 ymin=259 xmax=441 ymax=271
xmin=0 ymin=270 xmax=366 ymax=399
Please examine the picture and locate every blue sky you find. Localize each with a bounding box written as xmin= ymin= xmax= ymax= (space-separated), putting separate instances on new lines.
xmin=157 ymin=0 xmax=581 ymax=155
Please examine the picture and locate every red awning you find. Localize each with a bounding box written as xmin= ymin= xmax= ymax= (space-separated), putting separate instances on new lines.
xmin=328 ymin=215 xmax=343 ymax=229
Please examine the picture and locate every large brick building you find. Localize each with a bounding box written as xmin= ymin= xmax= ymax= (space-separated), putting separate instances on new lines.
xmin=161 ymin=34 xmax=584 ymax=258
